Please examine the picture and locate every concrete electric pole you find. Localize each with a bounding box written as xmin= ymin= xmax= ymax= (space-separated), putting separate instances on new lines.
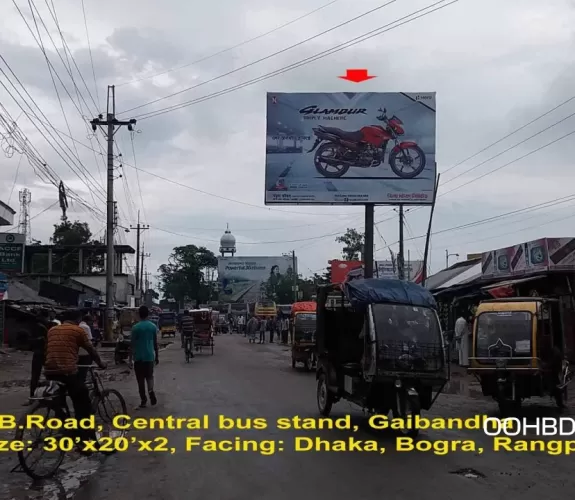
xmin=140 ymin=242 xmax=151 ymax=294
xmin=130 ymin=210 xmax=148 ymax=296
xmin=90 ymin=85 xmax=136 ymax=340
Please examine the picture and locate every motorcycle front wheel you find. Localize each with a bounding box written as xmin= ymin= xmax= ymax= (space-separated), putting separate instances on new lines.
xmin=389 ymin=146 xmax=426 ymax=178
xmin=314 ymin=143 xmax=350 ymax=178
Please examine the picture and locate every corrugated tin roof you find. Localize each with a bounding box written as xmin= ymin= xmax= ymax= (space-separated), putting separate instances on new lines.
xmin=436 ymin=262 xmax=482 ymax=289
xmin=425 ymin=259 xmax=481 ymax=291
xmin=5 ymin=280 xmax=56 ymax=304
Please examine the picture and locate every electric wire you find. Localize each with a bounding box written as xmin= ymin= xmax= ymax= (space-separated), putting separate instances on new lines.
xmin=117 ymin=0 xmax=342 ymax=87
xmin=131 ymin=0 xmax=458 ymax=120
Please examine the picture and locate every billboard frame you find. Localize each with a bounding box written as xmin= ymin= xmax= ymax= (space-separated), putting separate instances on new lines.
xmin=264 ymin=92 xmax=437 ymax=207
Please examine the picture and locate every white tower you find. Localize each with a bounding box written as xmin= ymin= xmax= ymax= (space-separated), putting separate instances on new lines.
xmin=219 ymin=224 xmax=236 ymax=257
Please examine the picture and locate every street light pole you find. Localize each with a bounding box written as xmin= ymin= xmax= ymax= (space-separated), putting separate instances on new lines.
xmin=445 ymin=249 xmax=459 ymax=268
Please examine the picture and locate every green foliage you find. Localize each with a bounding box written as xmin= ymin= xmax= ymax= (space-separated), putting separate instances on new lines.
xmin=336 ymin=228 xmax=365 ymax=261
xmin=52 ymin=220 xmax=92 ymax=245
xmin=158 ymin=245 xmax=218 ymax=305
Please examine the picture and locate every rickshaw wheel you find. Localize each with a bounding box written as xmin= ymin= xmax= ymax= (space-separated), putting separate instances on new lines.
xmin=317 ymin=374 xmax=333 ymax=416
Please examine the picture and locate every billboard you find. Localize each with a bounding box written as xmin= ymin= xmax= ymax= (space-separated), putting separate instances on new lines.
xmin=0 ymin=233 xmax=25 ymax=273
xmin=481 ymin=237 xmax=575 ymax=278
xmin=330 ymin=259 xmax=423 ymax=283
xmin=265 ymin=92 xmax=436 ymax=205
xmin=218 ymin=256 xmax=295 ymax=303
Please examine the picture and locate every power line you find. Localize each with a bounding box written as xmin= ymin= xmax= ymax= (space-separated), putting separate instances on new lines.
xmin=120 ymin=0 xmax=397 ymax=114
xmin=117 ymin=0 xmax=341 ymax=87
xmin=129 ymin=131 xmax=147 ymax=221
xmin=132 ymin=0 xmax=458 ymax=120
xmin=80 ymin=0 xmax=100 ymax=110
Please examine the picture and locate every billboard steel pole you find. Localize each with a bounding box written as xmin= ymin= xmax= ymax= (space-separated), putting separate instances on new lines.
xmin=364 ymin=204 xmax=374 ymax=278
xmin=421 ymin=173 xmax=440 ymax=287
xmin=398 ymin=205 xmax=405 ymax=280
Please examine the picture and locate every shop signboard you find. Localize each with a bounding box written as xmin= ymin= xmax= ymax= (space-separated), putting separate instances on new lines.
xmin=481 ymin=237 xmax=575 ymax=278
xmin=546 ymin=238 xmax=575 ymax=271
xmin=0 ymin=272 xmax=7 ymax=300
xmin=0 ymin=233 xmax=25 ymax=273
xmin=218 ymin=256 xmax=295 ymax=303
xmin=331 ymin=260 xmax=363 ymax=284
xmin=265 ymin=92 xmax=437 ymax=205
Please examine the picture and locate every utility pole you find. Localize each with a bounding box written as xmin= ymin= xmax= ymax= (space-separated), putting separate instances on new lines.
xmin=364 ymin=204 xmax=374 ymax=278
xmin=292 ymin=250 xmax=297 ymax=302
xmin=140 ymin=242 xmax=150 ymax=293
xmin=129 ymin=210 xmax=149 ymax=295
xmin=445 ymin=249 xmax=459 ymax=268
xmin=398 ymin=205 xmax=405 ymax=280
xmin=90 ymin=85 xmax=136 ymax=340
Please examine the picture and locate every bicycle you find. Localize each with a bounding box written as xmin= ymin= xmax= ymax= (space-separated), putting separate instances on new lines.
xmin=184 ymin=335 xmax=194 ymax=363
xmin=14 ymin=365 xmax=128 ymax=480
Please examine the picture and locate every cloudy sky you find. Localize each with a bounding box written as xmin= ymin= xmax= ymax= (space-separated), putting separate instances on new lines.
xmin=1 ymin=0 xmax=575 ymax=287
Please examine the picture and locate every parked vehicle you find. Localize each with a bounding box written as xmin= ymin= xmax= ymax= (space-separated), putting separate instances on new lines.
xmin=191 ymin=309 xmax=214 ymax=355
xmin=291 ymin=301 xmax=317 ymax=371
xmin=315 ymin=278 xmax=449 ymax=437
xmin=307 ymin=108 xmax=426 ymax=179
xmin=158 ymin=312 xmax=177 ymax=338
xmin=114 ymin=330 xmax=131 ymax=364
xmin=469 ymin=297 xmax=574 ymax=415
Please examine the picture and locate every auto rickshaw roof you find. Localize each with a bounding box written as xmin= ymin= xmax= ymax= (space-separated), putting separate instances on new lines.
xmin=481 ymin=297 xmax=558 ymax=303
xmin=291 ymin=301 xmax=316 ymax=314
xmin=343 ymin=278 xmax=437 ymax=309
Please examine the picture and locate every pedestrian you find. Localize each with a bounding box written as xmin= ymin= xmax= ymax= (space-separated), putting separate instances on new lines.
xmin=269 ymin=316 xmax=276 ymax=343
xmin=78 ymin=314 xmax=93 ymax=383
xmin=246 ymin=315 xmax=257 ymax=343
xmin=24 ymin=310 xmax=51 ymax=405
xmin=259 ymin=317 xmax=267 ymax=344
xmin=131 ymin=305 xmax=159 ymax=408
xmin=44 ymin=309 xmax=105 ymax=448
xmin=454 ymin=313 xmax=471 ymax=367
xmin=281 ymin=316 xmax=290 ymax=344
xmin=238 ymin=314 xmax=245 ymax=336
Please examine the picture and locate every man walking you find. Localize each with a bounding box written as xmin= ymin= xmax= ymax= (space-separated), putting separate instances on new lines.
xmin=131 ymin=306 xmax=159 ymax=408
xmin=454 ymin=314 xmax=471 ymax=368
xmin=281 ymin=316 xmax=290 ymax=345
xmin=259 ymin=317 xmax=267 ymax=344
xmin=78 ymin=314 xmax=93 ymax=383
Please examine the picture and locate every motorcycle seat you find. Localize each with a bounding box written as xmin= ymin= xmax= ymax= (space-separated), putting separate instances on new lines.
xmin=319 ymin=126 xmax=363 ymax=142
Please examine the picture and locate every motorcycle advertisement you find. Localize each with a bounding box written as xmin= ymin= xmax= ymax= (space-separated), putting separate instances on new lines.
xmin=265 ymin=92 xmax=436 ymax=205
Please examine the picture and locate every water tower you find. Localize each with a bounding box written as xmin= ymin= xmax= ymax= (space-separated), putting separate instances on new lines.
xmin=219 ymin=224 xmax=236 ymax=257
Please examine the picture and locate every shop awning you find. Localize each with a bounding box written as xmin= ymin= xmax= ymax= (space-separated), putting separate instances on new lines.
xmin=482 ymin=275 xmax=546 ymax=298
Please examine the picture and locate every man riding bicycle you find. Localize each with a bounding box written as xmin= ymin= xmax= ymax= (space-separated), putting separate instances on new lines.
xmin=180 ymin=310 xmax=195 ymax=357
xmin=44 ymin=309 xmax=106 ymax=445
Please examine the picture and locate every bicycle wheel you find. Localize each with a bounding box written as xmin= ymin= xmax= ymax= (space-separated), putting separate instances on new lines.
xmin=15 ymin=403 xmax=66 ymax=480
xmin=93 ymin=389 xmax=128 ymax=455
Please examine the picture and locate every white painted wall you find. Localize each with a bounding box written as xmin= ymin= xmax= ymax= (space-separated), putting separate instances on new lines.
xmin=71 ymin=274 xmax=136 ymax=304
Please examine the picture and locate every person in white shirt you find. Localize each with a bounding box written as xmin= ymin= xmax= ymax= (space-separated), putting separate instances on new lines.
xmin=281 ymin=317 xmax=290 ymax=344
xmin=454 ymin=315 xmax=471 ymax=367
xmin=78 ymin=314 xmax=94 ymax=382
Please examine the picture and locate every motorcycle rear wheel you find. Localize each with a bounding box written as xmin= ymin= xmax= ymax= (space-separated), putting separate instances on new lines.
xmin=389 ymin=146 xmax=426 ymax=178
xmin=314 ymin=143 xmax=350 ymax=178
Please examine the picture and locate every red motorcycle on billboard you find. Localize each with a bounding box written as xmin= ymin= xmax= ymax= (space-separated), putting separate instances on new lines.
xmin=307 ymin=108 xmax=426 ymax=179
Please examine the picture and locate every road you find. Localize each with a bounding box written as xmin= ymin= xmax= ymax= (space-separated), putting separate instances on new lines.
xmin=70 ymin=335 xmax=574 ymax=500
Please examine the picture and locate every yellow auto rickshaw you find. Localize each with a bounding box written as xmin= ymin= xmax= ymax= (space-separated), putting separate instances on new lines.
xmin=158 ymin=311 xmax=177 ymax=338
xmin=290 ymin=301 xmax=317 ymax=371
xmin=469 ymin=297 xmax=573 ymax=415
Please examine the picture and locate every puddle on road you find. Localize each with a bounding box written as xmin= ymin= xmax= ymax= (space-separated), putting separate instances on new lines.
xmin=443 ymin=377 xmax=486 ymax=400
xmin=450 ymin=468 xmax=486 ymax=479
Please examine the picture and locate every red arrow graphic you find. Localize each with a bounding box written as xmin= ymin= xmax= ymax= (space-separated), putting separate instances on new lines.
xmin=338 ymin=69 xmax=376 ymax=83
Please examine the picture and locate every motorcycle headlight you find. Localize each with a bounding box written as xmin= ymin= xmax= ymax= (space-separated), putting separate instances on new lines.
xmin=495 ymin=359 xmax=507 ymax=369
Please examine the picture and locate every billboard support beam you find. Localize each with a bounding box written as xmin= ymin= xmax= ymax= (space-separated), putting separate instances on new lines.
xmin=364 ymin=204 xmax=374 ymax=279
xmin=398 ymin=205 xmax=405 ymax=280
xmin=421 ymin=173 xmax=440 ymax=288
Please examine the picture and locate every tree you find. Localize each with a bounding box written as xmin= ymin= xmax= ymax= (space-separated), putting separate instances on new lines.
xmin=48 ymin=220 xmax=103 ymax=274
xmin=158 ymin=245 xmax=218 ymax=306
xmin=336 ymin=228 xmax=365 ymax=261
xmin=52 ymin=220 xmax=92 ymax=245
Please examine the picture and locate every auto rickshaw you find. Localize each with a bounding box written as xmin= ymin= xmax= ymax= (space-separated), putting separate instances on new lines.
xmin=469 ymin=297 xmax=573 ymax=415
xmin=291 ymin=301 xmax=317 ymax=371
xmin=158 ymin=311 xmax=177 ymax=338
xmin=316 ymin=278 xmax=449 ymax=437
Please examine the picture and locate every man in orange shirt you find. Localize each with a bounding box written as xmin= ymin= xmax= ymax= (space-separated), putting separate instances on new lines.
xmin=45 ymin=309 xmax=106 ymax=442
